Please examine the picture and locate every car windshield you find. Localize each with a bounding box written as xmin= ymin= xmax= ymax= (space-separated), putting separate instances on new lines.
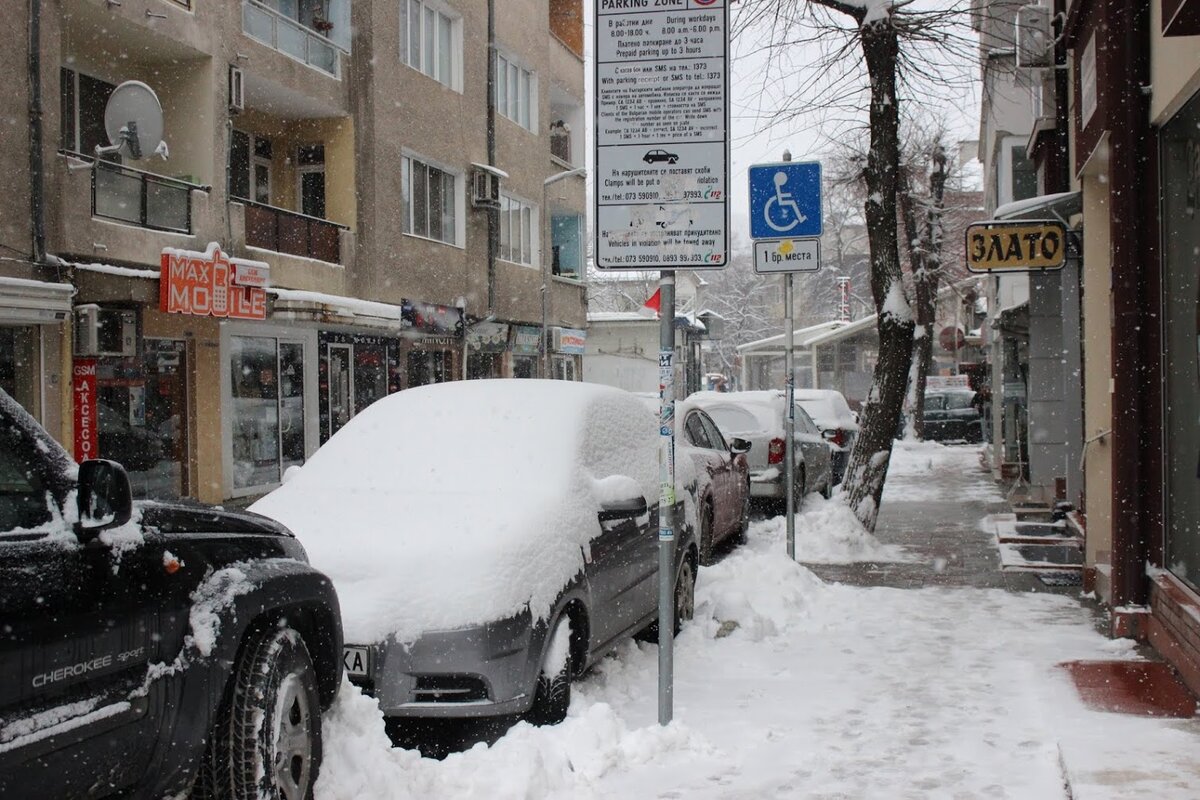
xmin=929 ymin=392 xmax=975 ymax=410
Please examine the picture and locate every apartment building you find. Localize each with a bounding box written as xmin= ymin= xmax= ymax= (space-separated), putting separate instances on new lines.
xmin=1 ymin=0 xmax=587 ymax=504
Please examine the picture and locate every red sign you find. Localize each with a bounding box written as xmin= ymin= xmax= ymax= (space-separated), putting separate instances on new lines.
xmin=73 ymin=359 xmax=98 ymax=463
xmin=160 ymin=243 xmax=268 ymax=320
xmin=939 ymin=325 xmax=966 ymax=352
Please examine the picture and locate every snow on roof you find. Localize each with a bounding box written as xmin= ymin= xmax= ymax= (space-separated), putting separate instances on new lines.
xmin=470 ymin=162 xmax=510 ymax=179
xmin=804 ymin=314 xmax=879 ymax=347
xmin=587 ymin=311 xmax=655 ymax=323
xmin=268 ymin=287 xmax=406 ymax=323
xmin=71 ymin=261 xmax=160 ymax=280
xmin=993 ymin=191 xmax=1081 ymax=221
xmin=250 ymin=380 xmax=658 ymax=644
xmin=737 ymin=321 xmax=845 ymax=352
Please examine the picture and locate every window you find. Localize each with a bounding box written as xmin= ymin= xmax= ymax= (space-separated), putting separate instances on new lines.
xmin=402 ymin=155 xmax=459 ymax=244
xmin=297 ymin=144 xmax=326 ymax=218
xmin=60 ymin=68 xmax=116 ymax=157
xmin=500 ymin=194 xmax=537 ymax=266
xmin=229 ymin=336 xmax=306 ymax=492
xmin=401 ymin=0 xmax=460 ymax=90
xmin=551 ymin=214 xmax=582 ymax=278
xmin=551 ymin=355 xmax=576 ymax=381
xmin=496 ymin=53 xmax=536 ymax=131
xmin=230 ymin=131 xmax=274 ymax=205
xmin=1010 ymin=145 xmax=1037 ymax=203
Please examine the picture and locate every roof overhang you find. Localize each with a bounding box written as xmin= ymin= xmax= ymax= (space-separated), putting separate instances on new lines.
xmin=993 ymin=191 xmax=1081 ymax=224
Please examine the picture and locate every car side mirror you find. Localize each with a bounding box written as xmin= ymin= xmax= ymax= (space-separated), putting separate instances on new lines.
xmin=821 ymin=430 xmax=838 ymax=442
xmin=598 ymin=495 xmax=648 ymax=523
xmin=77 ymin=459 xmax=133 ymax=534
xmin=729 ymin=437 xmax=751 ymax=455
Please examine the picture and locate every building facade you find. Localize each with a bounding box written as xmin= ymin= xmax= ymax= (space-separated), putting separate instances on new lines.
xmin=2 ymin=0 xmax=587 ymax=504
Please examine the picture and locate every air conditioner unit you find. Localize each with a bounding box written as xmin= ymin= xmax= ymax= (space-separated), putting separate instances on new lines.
xmin=229 ymin=65 xmax=245 ymax=113
xmin=74 ymin=305 xmax=137 ymax=357
xmin=471 ymin=166 xmax=502 ymax=209
xmin=1015 ymin=5 xmax=1053 ymax=69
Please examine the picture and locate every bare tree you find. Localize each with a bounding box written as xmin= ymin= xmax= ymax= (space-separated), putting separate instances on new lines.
xmin=734 ymin=0 xmax=977 ymax=529
xmin=703 ymin=243 xmax=786 ymax=379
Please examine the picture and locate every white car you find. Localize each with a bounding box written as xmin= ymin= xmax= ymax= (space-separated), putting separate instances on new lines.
xmin=687 ymin=391 xmax=834 ymax=514
xmin=794 ymin=389 xmax=860 ymax=484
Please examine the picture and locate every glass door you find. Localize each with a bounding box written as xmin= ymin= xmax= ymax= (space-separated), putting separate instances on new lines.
xmin=328 ymin=343 xmax=353 ymax=436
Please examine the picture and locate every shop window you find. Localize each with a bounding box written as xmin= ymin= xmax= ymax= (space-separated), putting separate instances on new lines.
xmin=500 ymin=194 xmax=537 ymax=266
xmin=408 ymin=350 xmax=449 ymax=387
xmin=467 ymin=352 xmax=501 ymax=380
xmin=496 ymin=52 xmax=536 ymax=132
xmin=552 ymin=355 xmax=576 ymax=381
xmin=512 ymin=356 xmax=536 ymax=379
xmin=551 ymin=214 xmax=582 ymax=278
xmin=1161 ymin=94 xmax=1200 ymax=590
xmin=229 ymin=336 xmax=305 ymax=492
xmin=0 ymin=327 xmax=38 ymax=418
xmin=402 ymin=154 xmax=460 ymax=245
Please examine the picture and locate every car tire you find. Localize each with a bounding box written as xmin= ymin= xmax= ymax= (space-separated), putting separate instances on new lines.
xmin=526 ymin=616 xmax=572 ymax=726
xmin=699 ymin=503 xmax=715 ymax=566
xmin=642 ymin=553 xmax=697 ymax=643
xmin=735 ymin=484 xmax=750 ymax=544
xmin=821 ymin=476 xmax=833 ymax=500
xmin=209 ymin=626 xmax=322 ymax=800
xmin=793 ymin=466 xmax=807 ymax=512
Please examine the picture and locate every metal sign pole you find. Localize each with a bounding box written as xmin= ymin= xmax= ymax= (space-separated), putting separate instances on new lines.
xmin=657 ymin=271 xmax=676 ymax=726
xmin=784 ymin=272 xmax=796 ymax=559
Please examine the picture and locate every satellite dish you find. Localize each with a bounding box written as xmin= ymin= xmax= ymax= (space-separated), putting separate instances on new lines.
xmin=100 ymin=81 xmax=166 ymax=161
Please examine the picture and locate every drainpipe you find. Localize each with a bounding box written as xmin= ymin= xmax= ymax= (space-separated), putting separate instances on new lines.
xmin=486 ymin=0 xmax=497 ymax=316
xmin=28 ymin=0 xmax=46 ymax=265
xmin=1107 ymin=0 xmax=1152 ymax=611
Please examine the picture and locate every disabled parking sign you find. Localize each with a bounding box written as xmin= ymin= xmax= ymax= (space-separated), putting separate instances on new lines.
xmin=748 ymin=162 xmax=822 ymax=241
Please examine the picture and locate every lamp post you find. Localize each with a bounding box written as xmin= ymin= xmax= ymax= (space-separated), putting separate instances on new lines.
xmin=541 ymin=167 xmax=587 ymax=378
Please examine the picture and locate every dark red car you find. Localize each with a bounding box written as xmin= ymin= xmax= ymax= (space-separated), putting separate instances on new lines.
xmin=678 ymin=404 xmax=752 ymax=564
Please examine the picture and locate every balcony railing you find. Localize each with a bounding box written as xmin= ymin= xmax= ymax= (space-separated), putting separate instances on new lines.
xmin=242 ymin=0 xmax=340 ymax=77
xmin=237 ymin=198 xmax=347 ymax=264
xmin=78 ymin=153 xmax=208 ymax=234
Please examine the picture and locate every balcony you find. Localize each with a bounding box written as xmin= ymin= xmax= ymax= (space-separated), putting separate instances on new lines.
xmin=237 ymin=199 xmax=347 ymax=264
xmin=242 ymin=0 xmax=343 ymax=77
xmin=88 ymin=157 xmax=205 ymax=235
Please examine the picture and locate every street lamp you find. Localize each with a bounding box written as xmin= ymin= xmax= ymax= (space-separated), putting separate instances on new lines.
xmin=541 ymin=166 xmax=587 ymax=378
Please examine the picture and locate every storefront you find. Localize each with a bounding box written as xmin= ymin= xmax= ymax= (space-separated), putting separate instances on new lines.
xmin=1160 ymin=88 xmax=1200 ymax=590
xmin=0 ymin=278 xmax=72 ymax=439
xmin=549 ymin=326 xmax=586 ymax=380
xmin=510 ymin=325 xmax=541 ymax=378
xmin=465 ymin=321 xmax=509 ymax=380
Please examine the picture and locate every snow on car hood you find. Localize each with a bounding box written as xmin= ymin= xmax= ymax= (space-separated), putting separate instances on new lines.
xmin=251 ymin=380 xmax=657 ymax=644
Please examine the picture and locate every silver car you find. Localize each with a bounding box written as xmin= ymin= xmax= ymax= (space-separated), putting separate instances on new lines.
xmin=253 ymin=380 xmax=698 ymax=726
xmin=688 ymin=391 xmax=834 ymax=513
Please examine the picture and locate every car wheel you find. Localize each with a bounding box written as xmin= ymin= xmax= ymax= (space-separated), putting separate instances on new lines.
xmin=526 ymin=616 xmax=572 ymax=726
xmin=735 ymin=484 xmax=750 ymax=544
xmin=209 ymin=626 xmax=321 ymax=800
xmin=793 ymin=466 xmax=807 ymax=512
xmin=699 ymin=503 xmax=715 ymax=566
xmin=821 ymin=475 xmax=833 ymax=500
xmin=673 ymin=556 xmax=696 ymax=635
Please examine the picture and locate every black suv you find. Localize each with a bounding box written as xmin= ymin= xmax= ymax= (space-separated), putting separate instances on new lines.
xmin=0 ymin=390 xmax=342 ymax=799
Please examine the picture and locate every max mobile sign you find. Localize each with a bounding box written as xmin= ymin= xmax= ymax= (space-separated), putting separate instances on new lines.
xmin=160 ymin=243 xmax=270 ymax=320
xmin=964 ymin=220 xmax=1067 ymax=272
xmin=594 ymin=0 xmax=729 ymax=270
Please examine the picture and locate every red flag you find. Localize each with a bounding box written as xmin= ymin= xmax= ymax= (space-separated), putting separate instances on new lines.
xmin=639 ymin=287 xmax=661 ymax=317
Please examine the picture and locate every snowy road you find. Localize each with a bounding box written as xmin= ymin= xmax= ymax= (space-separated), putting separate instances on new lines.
xmin=316 ymin=444 xmax=1200 ymax=800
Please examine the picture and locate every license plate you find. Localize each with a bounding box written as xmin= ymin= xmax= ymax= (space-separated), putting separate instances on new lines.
xmin=342 ymin=646 xmax=371 ymax=678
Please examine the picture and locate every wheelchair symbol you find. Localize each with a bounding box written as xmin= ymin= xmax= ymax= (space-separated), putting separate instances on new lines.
xmin=763 ymin=171 xmax=808 ymax=233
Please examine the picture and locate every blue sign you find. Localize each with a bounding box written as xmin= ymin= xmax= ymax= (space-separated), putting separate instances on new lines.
xmin=748 ymin=161 xmax=822 ymax=240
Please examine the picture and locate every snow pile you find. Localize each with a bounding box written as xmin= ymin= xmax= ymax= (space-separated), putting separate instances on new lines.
xmin=757 ymin=493 xmax=916 ymax=564
xmin=316 ymin=680 xmax=714 ymax=800
xmin=252 ymin=380 xmax=659 ymax=644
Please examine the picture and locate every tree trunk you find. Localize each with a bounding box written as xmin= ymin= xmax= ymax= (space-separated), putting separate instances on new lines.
xmin=839 ymin=20 xmax=915 ymax=531
xmin=898 ymin=169 xmax=927 ymax=440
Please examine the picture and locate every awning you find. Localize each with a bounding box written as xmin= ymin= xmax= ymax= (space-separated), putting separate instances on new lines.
xmin=994 ymin=191 xmax=1081 ymax=223
xmin=0 ymin=276 xmax=74 ymax=324
xmin=994 ymin=301 xmax=1029 ymax=335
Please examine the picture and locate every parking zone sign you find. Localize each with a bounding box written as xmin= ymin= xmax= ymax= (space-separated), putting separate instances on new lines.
xmin=594 ymin=0 xmax=729 ymax=270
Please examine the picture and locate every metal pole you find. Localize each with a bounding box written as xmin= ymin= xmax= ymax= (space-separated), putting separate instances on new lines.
xmin=657 ymin=270 xmax=676 ymax=726
xmin=784 ymin=272 xmax=796 ymax=559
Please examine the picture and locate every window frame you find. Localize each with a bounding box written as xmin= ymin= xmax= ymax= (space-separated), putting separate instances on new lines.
xmin=401 ymin=151 xmax=464 ymax=247
xmin=498 ymin=193 xmax=539 ymax=267
xmin=495 ymin=50 xmax=538 ymax=133
xmin=400 ymin=0 xmax=463 ymax=92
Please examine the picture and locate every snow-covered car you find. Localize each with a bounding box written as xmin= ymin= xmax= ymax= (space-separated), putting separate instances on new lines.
xmin=794 ymin=389 xmax=860 ymax=484
xmin=675 ymin=401 xmax=753 ymax=562
xmin=0 ymin=390 xmax=343 ymax=800
xmin=252 ymin=380 xmax=699 ymax=726
xmin=688 ymin=391 xmax=833 ymax=515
